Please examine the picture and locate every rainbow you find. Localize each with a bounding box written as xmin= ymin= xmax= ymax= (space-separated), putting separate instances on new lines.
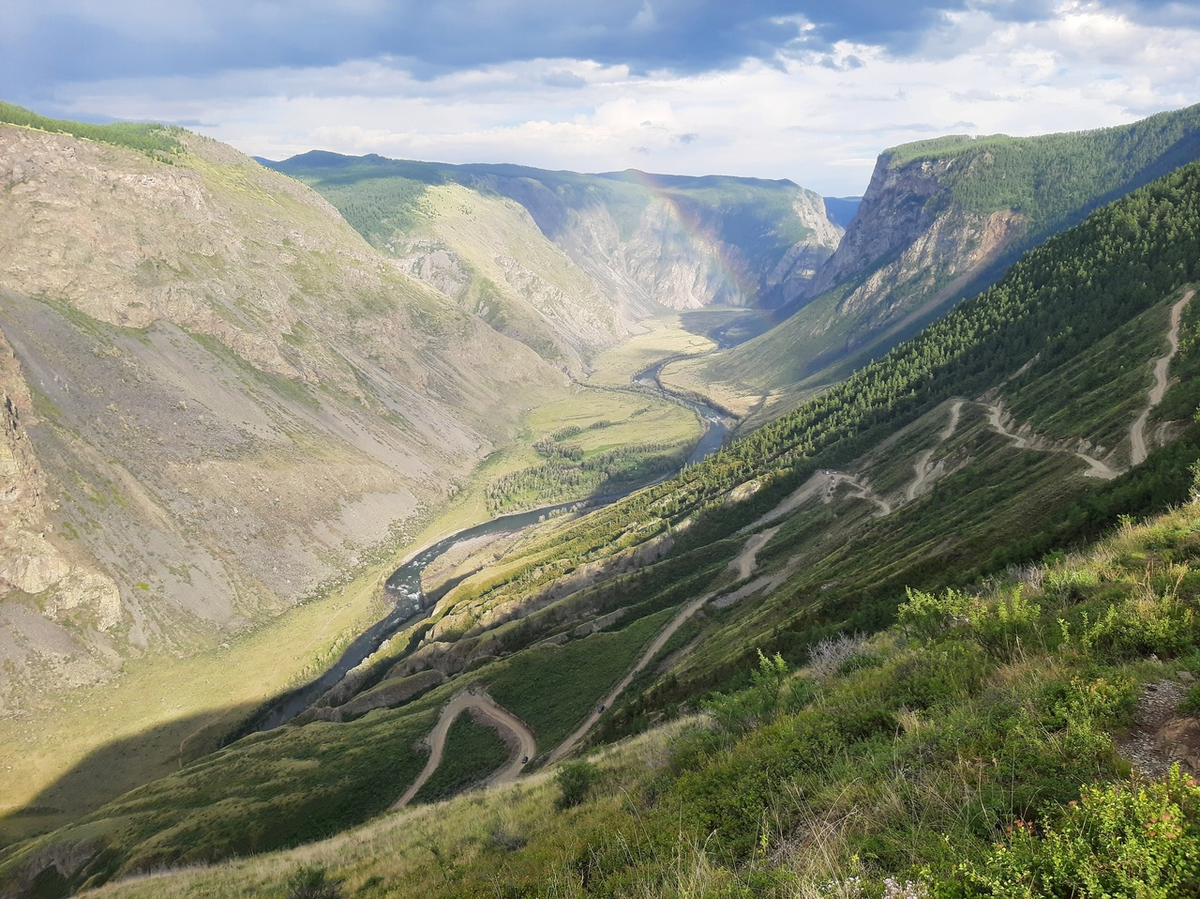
xmin=622 ymin=168 xmax=761 ymax=308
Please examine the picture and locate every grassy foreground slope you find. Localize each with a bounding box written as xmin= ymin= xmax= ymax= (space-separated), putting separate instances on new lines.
xmin=88 ymin=494 xmax=1200 ymax=898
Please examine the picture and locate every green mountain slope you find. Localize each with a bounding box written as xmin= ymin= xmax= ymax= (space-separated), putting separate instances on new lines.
xmin=669 ymin=102 xmax=1200 ymax=421
xmin=75 ymin=498 xmax=1200 ymax=899
xmin=6 ymin=142 xmax=1199 ymax=897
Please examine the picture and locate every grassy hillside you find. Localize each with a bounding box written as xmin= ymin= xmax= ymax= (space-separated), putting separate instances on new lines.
xmin=266 ymin=153 xmax=843 ymax=319
xmin=0 ymin=102 xmax=184 ymax=159
xmin=436 ymin=157 xmax=1200 ymax=606
xmin=888 ymin=104 xmax=1200 ymax=237
xmin=76 ymin=495 xmax=1200 ymax=899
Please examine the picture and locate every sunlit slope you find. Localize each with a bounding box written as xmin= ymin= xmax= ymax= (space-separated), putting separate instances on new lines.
xmin=669 ymin=102 xmax=1200 ymax=421
xmin=79 ymin=498 xmax=1200 ymax=899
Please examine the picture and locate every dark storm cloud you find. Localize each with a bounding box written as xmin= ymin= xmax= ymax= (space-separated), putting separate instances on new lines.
xmin=0 ymin=0 xmax=1168 ymax=98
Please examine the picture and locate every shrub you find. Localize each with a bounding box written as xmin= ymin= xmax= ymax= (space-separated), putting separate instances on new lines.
xmin=706 ymin=649 xmax=794 ymax=735
xmin=972 ymin=587 xmax=1041 ymax=656
xmin=948 ymin=765 xmax=1200 ymax=897
xmin=898 ymin=588 xmax=971 ymax=640
xmin=556 ymin=760 xmax=601 ymax=809
xmin=1067 ymin=593 xmax=1197 ymax=659
xmin=286 ymin=864 xmax=343 ymax=899
xmin=807 ymin=632 xmax=872 ymax=682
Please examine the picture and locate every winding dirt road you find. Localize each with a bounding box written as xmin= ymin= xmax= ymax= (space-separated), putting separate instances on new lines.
xmin=731 ymin=526 xmax=780 ymax=580
xmin=984 ymin=290 xmax=1194 ymax=475
xmin=984 ymin=401 xmax=1118 ymax=480
xmin=395 ymin=515 xmax=796 ymax=797
xmin=828 ymin=472 xmax=892 ymax=516
xmin=547 ymin=590 xmax=713 ymax=764
xmin=1130 ymin=290 xmax=1194 ymax=466
xmin=746 ymin=465 xmax=893 ymax=532
xmin=392 ymin=689 xmax=536 ymax=810
xmin=548 ymin=521 xmax=800 ymax=763
xmin=745 ymin=469 xmax=830 ymax=531
xmin=390 ymin=287 xmax=1195 ymax=798
xmin=905 ymin=399 xmax=963 ymax=501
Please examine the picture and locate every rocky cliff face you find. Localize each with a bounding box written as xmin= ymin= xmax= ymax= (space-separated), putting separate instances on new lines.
xmin=0 ymin=329 xmax=124 ymax=712
xmin=386 ymin=183 xmax=630 ymax=376
xmin=723 ymin=107 xmax=1200 ymax=410
xmin=662 ymin=153 xmax=1026 ymax=419
xmin=819 ymin=155 xmax=1025 ymax=345
xmin=803 ymin=153 xmax=1025 ymax=310
xmin=0 ymin=125 xmax=568 ymax=705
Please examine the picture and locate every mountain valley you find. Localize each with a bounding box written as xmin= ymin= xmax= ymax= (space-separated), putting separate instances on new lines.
xmin=2 ymin=100 xmax=1200 ymax=899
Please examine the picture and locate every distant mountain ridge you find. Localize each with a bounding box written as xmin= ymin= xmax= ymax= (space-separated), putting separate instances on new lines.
xmin=264 ymin=152 xmax=845 ymax=366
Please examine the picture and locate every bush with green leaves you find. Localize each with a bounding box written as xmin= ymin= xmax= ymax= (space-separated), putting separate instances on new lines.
xmin=285 ymin=864 xmax=342 ymax=899
xmin=705 ymin=649 xmax=795 ymax=735
xmin=555 ymin=759 xmax=601 ymax=810
xmin=946 ymin=765 xmax=1200 ymax=898
xmin=898 ymin=588 xmax=972 ymax=641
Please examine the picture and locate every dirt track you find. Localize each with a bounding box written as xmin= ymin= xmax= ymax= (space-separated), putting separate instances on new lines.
xmin=732 ymin=527 xmax=779 ymax=580
xmin=547 ymin=589 xmax=713 ymax=764
xmin=983 ymin=290 xmax=1194 ymax=474
xmin=390 ymin=290 xmax=1196 ymax=798
xmin=984 ymin=401 xmax=1117 ymax=480
xmin=393 ymin=521 xmax=787 ymax=795
xmin=1130 ymin=290 xmax=1193 ymax=465
xmin=392 ymin=690 xmax=536 ymax=809
xmin=905 ymin=399 xmax=963 ymax=501
xmin=547 ymin=521 xmax=800 ymax=763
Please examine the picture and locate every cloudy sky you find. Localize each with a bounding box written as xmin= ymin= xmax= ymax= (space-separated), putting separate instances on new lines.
xmin=3 ymin=1 xmax=1199 ymax=195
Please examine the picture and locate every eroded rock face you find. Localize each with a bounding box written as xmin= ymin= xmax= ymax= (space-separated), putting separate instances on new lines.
xmin=802 ymin=154 xmax=1025 ymax=324
xmin=450 ymin=169 xmax=843 ymax=315
xmin=0 ymin=330 xmax=124 ymax=707
xmin=561 ymin=188 xmax=843 ymax=313
xmin=695 ymin=150 xmax=1029 ymax=415
xmin=0 ymin=124 xmax=567 ymax=706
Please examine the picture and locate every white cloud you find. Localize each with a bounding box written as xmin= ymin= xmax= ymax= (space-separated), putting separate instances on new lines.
xmin=29 ymin=3 xmax=1200 ymax=196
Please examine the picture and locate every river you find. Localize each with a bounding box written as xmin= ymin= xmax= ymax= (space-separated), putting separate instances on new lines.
xmin=245 ymin=368 xmax=733 ymax=733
